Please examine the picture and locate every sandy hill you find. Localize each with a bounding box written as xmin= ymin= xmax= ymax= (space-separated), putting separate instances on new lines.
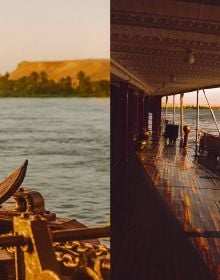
xmin=10 ymin=59 xmax=110 ymax=84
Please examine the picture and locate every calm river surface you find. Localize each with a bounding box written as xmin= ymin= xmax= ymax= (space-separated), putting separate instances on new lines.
xmin=0 ymin=99 xmax=219 ymax=228
xmin=162 ymin=108 xmax=220 ymax=145
xmin=0 ymin=98 xmax=109 ymax=227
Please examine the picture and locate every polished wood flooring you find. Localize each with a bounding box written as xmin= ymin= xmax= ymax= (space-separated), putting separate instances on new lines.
xmin=137 ymin=138 xmax=220 ymax=279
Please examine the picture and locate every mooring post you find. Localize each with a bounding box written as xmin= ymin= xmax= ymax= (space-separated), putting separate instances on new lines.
xmin=13 ymin=214 xmax=61 ymax=280
xmin=183 ymin=125 xmax=191 ymax=148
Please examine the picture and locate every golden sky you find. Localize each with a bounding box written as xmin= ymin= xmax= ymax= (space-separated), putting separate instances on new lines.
xmin=0 ymin=0 xmax=110 ymax=73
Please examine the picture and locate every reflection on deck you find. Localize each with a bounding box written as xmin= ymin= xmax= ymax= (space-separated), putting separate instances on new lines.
xmin=137 ymin=137 xmax=220 ymax=279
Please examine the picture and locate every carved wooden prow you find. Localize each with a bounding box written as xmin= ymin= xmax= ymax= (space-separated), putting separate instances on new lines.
xmin=0 ymin=160 xmax=28 ymax=205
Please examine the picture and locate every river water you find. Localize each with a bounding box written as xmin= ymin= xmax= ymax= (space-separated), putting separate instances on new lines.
xmin=0 ymin=98 xmax=110 ymax=227
xmin=0 ymin=99 xmax=219 ymax=228
xmin=161 ymin=108 xmax=220 ymax=146
xmin=163 ymin=108 xmax=220 ymax=134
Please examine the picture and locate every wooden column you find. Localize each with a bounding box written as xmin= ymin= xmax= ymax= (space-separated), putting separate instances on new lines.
xmin=196 ymin=89 xmax=200 ymax=156
xmin=132 ymin=92 xmax=138 ymax=138
xmin=110 ymin=84 xmax=120 ymax=166
xmin=119 ymin=82 xmax=129 ymax=161
xmin=135 ymin=92 xmax=139 ymax=137
xmin=152 ymin=96 xmax=162 ymax=134
xmin=165 ymin=96 xmax=168 ymax=120
xmin=144 ymin=96 xmax=149 ymax=132
xmin=128 ymin=88 xmax=135 ymax=154
xmin=180 ymin=93 xmax=184 ymax=141
xmin=173 ymin=95 xmax=176 ymax=124
xmin=138 ymin=90 xmax=145 ymax=137
xmin=196 ymin=89 xmax=200 ymax=145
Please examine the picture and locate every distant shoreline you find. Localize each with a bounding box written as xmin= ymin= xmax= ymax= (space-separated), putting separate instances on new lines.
xmin=0 ymin=71 xmax=110 ymax=97
xmin=0 ymin=96 xmax=110 ymax=98
xmin=162 ymin=105 xmax=220 ymax=109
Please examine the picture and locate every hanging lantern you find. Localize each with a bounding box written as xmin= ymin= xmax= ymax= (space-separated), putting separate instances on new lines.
xmin=170 ymin=73 xmax=176 ymax=82
xmin=184 ymin=49 xmax=195 ymax=65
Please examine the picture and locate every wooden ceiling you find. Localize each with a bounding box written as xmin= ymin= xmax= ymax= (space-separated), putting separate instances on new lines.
xmin=111 ymin=0 xmax=220 ymax=96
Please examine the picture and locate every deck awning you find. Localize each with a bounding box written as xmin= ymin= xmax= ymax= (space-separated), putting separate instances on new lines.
xmin=111 ymin=0 xmax=220 ymax=96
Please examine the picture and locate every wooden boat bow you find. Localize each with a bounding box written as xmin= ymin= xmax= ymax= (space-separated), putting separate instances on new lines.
xmin=0 ymin=160 xmax=110 ymax=279
xmin=0 ymin=160 xmax=28 ymax=205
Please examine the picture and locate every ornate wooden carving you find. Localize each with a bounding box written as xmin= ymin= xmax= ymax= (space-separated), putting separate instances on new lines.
xmin=0 ymin=160 xmax=28 ymax=205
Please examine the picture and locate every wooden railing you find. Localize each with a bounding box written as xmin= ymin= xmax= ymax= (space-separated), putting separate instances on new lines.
xmin=198 ymin=131 xmax=220 ymax=173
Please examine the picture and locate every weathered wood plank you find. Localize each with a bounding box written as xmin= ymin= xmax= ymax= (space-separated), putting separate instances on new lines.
xmin=112 ymin=151 xmax=213 ymax=280
xmin=137 ymin=138 xmax=220 ymax=279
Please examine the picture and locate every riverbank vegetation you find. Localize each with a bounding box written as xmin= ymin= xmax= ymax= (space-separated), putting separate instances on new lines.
xmin=0 ymin=71 xmax=109 ymax=97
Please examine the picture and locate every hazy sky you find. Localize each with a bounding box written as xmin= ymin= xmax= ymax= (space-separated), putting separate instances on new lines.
xmin=0 ymin=0 xmax=109 ymax=73
xmin=162 ymin=88 xmax=220 ymax=106
xmin=0 ymin=1 xmax=219 ymax=105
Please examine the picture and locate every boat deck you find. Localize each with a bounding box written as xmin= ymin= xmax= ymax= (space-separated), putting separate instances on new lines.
xmin=137 ymin=137 xmax=220 ymax=279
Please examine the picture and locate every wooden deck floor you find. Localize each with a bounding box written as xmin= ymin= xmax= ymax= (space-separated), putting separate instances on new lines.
xmin=137 ymin=137 xmax=220 ymax=279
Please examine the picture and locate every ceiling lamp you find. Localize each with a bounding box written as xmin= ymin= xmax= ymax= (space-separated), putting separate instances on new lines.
xmin=170 ymin=73 xmax=176 ymax=82
xmin=184 ymin=49 xmax=195 ymax=65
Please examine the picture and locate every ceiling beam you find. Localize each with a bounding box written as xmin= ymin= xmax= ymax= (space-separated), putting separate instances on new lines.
xmin=113 ymin=57 xmax=220 ymax=71
xmin=111 ymin=45 xmax=220 ymax=62
xmin=111 ymin=10 xmax=220 ymax=36
xmin=122 ymin=62 xmax=220 ymax=71
xmin=128 ymin=75 xmax=220 ymax=83
xmin=163 ymin=83 xmax=220 ymax=96
xmin=111 ymin=33 xmax=220 ymax=52
xmin=110 ymin=59 xmax=152 ymax=93
xmin=123 ymin=65 xmax=220 ymax=76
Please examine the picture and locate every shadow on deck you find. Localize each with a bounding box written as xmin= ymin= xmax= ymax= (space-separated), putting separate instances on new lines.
xmin=112 ymin=137 xmax=219 ymax=280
